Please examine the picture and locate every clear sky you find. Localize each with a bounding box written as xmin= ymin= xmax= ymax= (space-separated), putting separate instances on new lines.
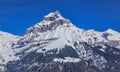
xmin=0 ymin=0 xmax=120 ymax=36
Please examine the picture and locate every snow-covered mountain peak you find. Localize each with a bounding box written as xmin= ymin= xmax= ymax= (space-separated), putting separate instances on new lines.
xmin=42 ymin=11 xmax=71 ymax=26
xmin=106 ymin=28 xmax=119 ymax=34
xmin=1 ymin=11 xmax=120 ymax=72
xmin=19 ymin=10 xmax=120 ymax=48
xmin=103 ymin=29 xmax=120 ymax=40
xmin=44 ymin=11 xmax=60 ymax=17
xmin=24 ymin=11 xmax=74 ymax=40
xmin=44 ymin=11 xmax=64 ymax=20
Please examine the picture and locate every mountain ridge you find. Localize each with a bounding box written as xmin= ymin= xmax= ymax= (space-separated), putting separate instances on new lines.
xmin=0 ymin=11 xmax=120 ymax=72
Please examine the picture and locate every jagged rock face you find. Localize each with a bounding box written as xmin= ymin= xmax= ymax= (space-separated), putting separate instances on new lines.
xmin=0 ymin=11 xmax=120 ymax=72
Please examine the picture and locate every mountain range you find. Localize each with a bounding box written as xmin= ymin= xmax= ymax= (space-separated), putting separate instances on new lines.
xmin=0 ymin=11 xmax=120 ymax=72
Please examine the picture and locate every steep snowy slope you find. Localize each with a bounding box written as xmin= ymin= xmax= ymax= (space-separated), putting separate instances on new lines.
xmin=0 ymin=31 xmax=20 ymax=71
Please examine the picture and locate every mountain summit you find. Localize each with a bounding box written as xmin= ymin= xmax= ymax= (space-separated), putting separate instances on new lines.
xmin=44 ymin=11 xmax=63 ymax=19
xmin=0 ymin=11 xmax=120 ymax=72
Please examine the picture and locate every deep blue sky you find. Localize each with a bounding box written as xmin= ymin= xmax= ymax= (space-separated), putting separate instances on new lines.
xmin=0 ymin=0 xmax=120 ymax=36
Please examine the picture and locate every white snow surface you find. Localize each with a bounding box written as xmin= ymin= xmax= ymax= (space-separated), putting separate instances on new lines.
xmin=37 ymin=38 xmax=67 ymax=53
xmin=53 ymin=57 xmax=81 ymax=63
xmin=0 ymin=31 xmax=20 ymax=70
xmin=104 ymin=28 xmax=120 ymax=40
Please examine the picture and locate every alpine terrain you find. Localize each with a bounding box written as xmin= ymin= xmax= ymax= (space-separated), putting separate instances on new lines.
xmin=0 ymin=11 xmax=120 ymax=72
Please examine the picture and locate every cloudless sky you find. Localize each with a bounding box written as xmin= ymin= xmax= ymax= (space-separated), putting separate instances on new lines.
xmin=0 ymin=0 xmax=120 ymax=36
